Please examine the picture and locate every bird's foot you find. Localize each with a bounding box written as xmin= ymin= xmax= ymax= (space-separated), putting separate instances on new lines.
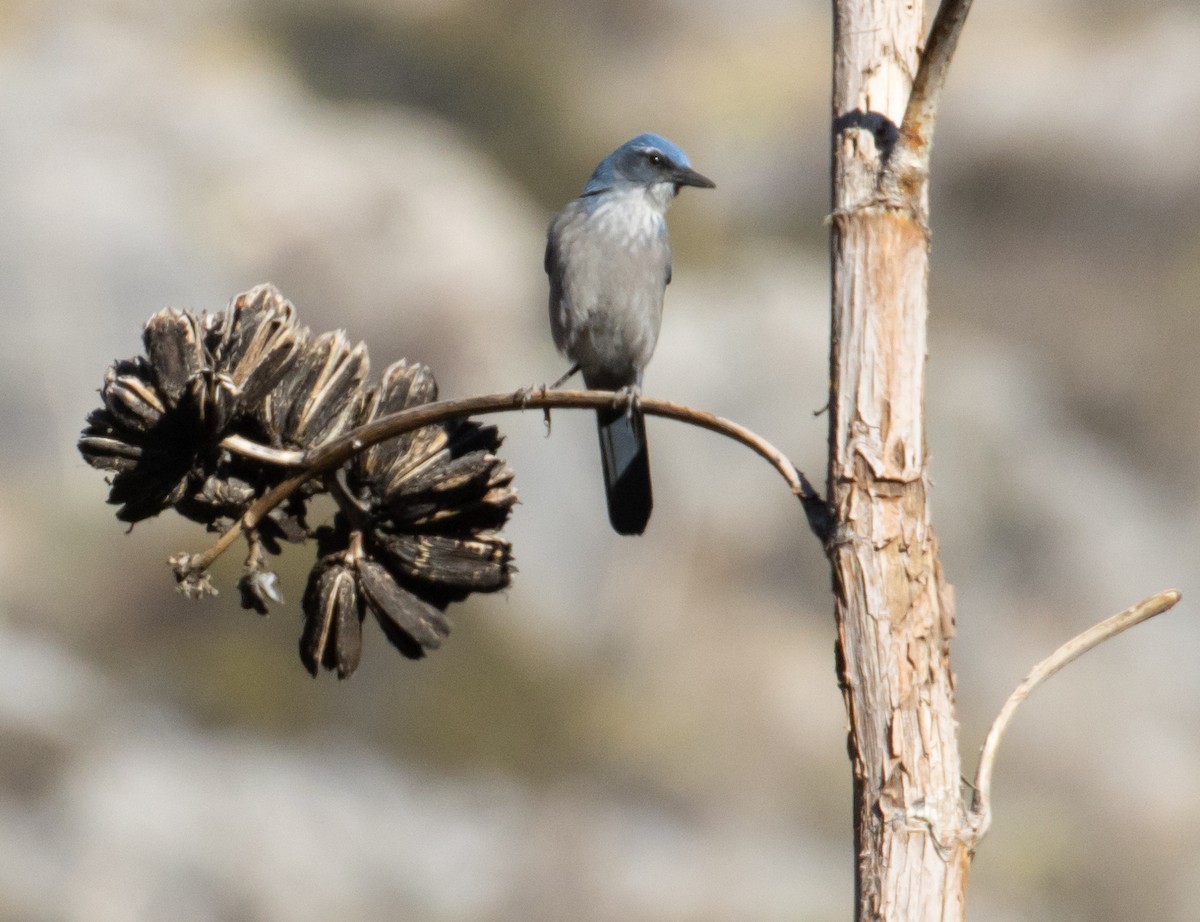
xmin=514 ymin=385 xmax=555 ymax=436
xmin=612 ymin=385 xmax=642 ymax=419
xmin=514 ymin=384 xmax=546 ymax=409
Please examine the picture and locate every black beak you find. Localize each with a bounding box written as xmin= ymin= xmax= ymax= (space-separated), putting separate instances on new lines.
xmin=672 ymin=165 xmax=716 ymax=190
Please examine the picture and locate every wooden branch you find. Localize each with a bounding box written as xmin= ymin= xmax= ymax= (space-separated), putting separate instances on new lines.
xmin=178 ymin=388 xmax=825 ymax=578
xmin=970 ymin=589 xmax=1182 ymax=838
xmin=881 ymin=0 xmax=977 ymax=208
xmin=905 ymin=0 xmax=976 ymax=139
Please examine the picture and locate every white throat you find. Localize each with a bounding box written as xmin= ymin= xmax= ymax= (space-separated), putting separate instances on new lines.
xmin=645 ymin=181 xmax=677 ymax=213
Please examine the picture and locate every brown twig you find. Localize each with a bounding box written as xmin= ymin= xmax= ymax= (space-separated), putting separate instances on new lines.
xmin=880 ymin=0 xmax=977 ymax=205
xmin=970 ymin=588 xmax=1182 ymax=838
xmin=220 ymin=434 xmax=307 ymax=467
xmin=181 ymin=388 xmax=825 ymax=577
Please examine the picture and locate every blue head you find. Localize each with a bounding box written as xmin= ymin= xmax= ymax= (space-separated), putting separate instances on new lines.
xmin=582 ymin=133 xmax=715 ymax=197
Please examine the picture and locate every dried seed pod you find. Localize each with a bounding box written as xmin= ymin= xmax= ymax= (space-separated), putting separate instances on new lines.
xmin=238 ymin=568 xmax=284 ymax=615
xmin=102 ymin=359 xmax=166 ymax=432
xmin=357 ymin=558 xmax=450 ymax=658
xmin=143 ymin=309 xmax=207 ymax=405
xmin=300 ymin=560 xmax=361 ymax=678
xmin=267 ymin=331 xmax=369 ymax=449
xmin=76 ymin=427 xmax=143 ymax=471
xmin=342 ymin=360 xmax=518 ymax=617
xmin=355 ymin=360 xmax=441 ymax=487
xmin=384 ymin=447 xmax=516 ymax=530
xmin=210 ymin=285 xmax=308 ymax=415
xmin=373 ymin=532 xmax=512 ymax=592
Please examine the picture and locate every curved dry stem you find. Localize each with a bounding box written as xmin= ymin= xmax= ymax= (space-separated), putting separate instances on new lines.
xmin=970 ymin=588 xmax=1182 ymax=838
xmin=221 ymin=434 xmax=307 ymax=467
xmin=179 ymin=388 xmax=824 ymax=577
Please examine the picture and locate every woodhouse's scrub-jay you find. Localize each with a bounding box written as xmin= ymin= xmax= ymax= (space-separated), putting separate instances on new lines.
xmin=545 ymin=133 xmax=714 ymax=534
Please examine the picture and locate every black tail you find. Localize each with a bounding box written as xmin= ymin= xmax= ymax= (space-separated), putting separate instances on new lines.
xmin=596 ymin=407 xmax=652 ymax=535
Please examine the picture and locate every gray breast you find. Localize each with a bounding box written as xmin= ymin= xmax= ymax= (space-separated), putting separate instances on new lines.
xmin=546 ymin=194 xmax=671 ymax=388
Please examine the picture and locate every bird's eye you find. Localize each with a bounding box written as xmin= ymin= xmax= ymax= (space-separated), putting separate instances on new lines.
xmin=644 ymin=151 xmax=665 ymax=167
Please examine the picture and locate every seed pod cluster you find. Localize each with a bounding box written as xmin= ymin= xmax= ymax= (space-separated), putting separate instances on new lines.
xmin=80 ymin=284 xmax=517 ymax=677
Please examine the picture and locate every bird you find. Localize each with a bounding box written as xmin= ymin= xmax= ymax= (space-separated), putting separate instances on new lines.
xmin=544 ymin=133 xmax=714 ymax=535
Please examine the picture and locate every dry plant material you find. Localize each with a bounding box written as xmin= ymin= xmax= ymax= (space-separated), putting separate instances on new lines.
xmin=80 ymin=284 xmax=517 ymax=678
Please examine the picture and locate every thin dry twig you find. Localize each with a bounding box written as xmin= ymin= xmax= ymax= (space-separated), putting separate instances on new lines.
xmin=182 ymin=388 xmax=825 ymax=577
xmin=880 ymin=0 xmax=976 ymax=204
xmin=970 ymin=588 xmax=1182 ymax=838
xmin=220 ymin=434 xmax=307 ymax=467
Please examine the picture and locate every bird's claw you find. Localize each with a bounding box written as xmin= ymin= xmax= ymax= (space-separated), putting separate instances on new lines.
xmin=612 ymin=385 xmax=641 ymax=419
xmin=514 ymin=384 xmax=547 ymax=409
xmin=514 ymin=385 xmax=554 ymax=435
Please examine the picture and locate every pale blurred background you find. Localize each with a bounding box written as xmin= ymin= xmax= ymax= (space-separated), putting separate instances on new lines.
xmin=2 ymin=0 xmax=1198 ymax=918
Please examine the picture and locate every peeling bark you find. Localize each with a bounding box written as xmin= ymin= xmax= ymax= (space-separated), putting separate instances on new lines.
xmin=829 ymin=0 xmax=973 ymax=917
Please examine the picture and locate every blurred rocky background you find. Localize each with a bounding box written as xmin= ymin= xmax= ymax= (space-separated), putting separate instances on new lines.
xmin=2 ymin=0 xmax=1198 ymax=918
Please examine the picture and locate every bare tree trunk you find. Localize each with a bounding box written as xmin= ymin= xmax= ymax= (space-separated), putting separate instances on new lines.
xmin=828 ymin=0 xmax=974 ymax=917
